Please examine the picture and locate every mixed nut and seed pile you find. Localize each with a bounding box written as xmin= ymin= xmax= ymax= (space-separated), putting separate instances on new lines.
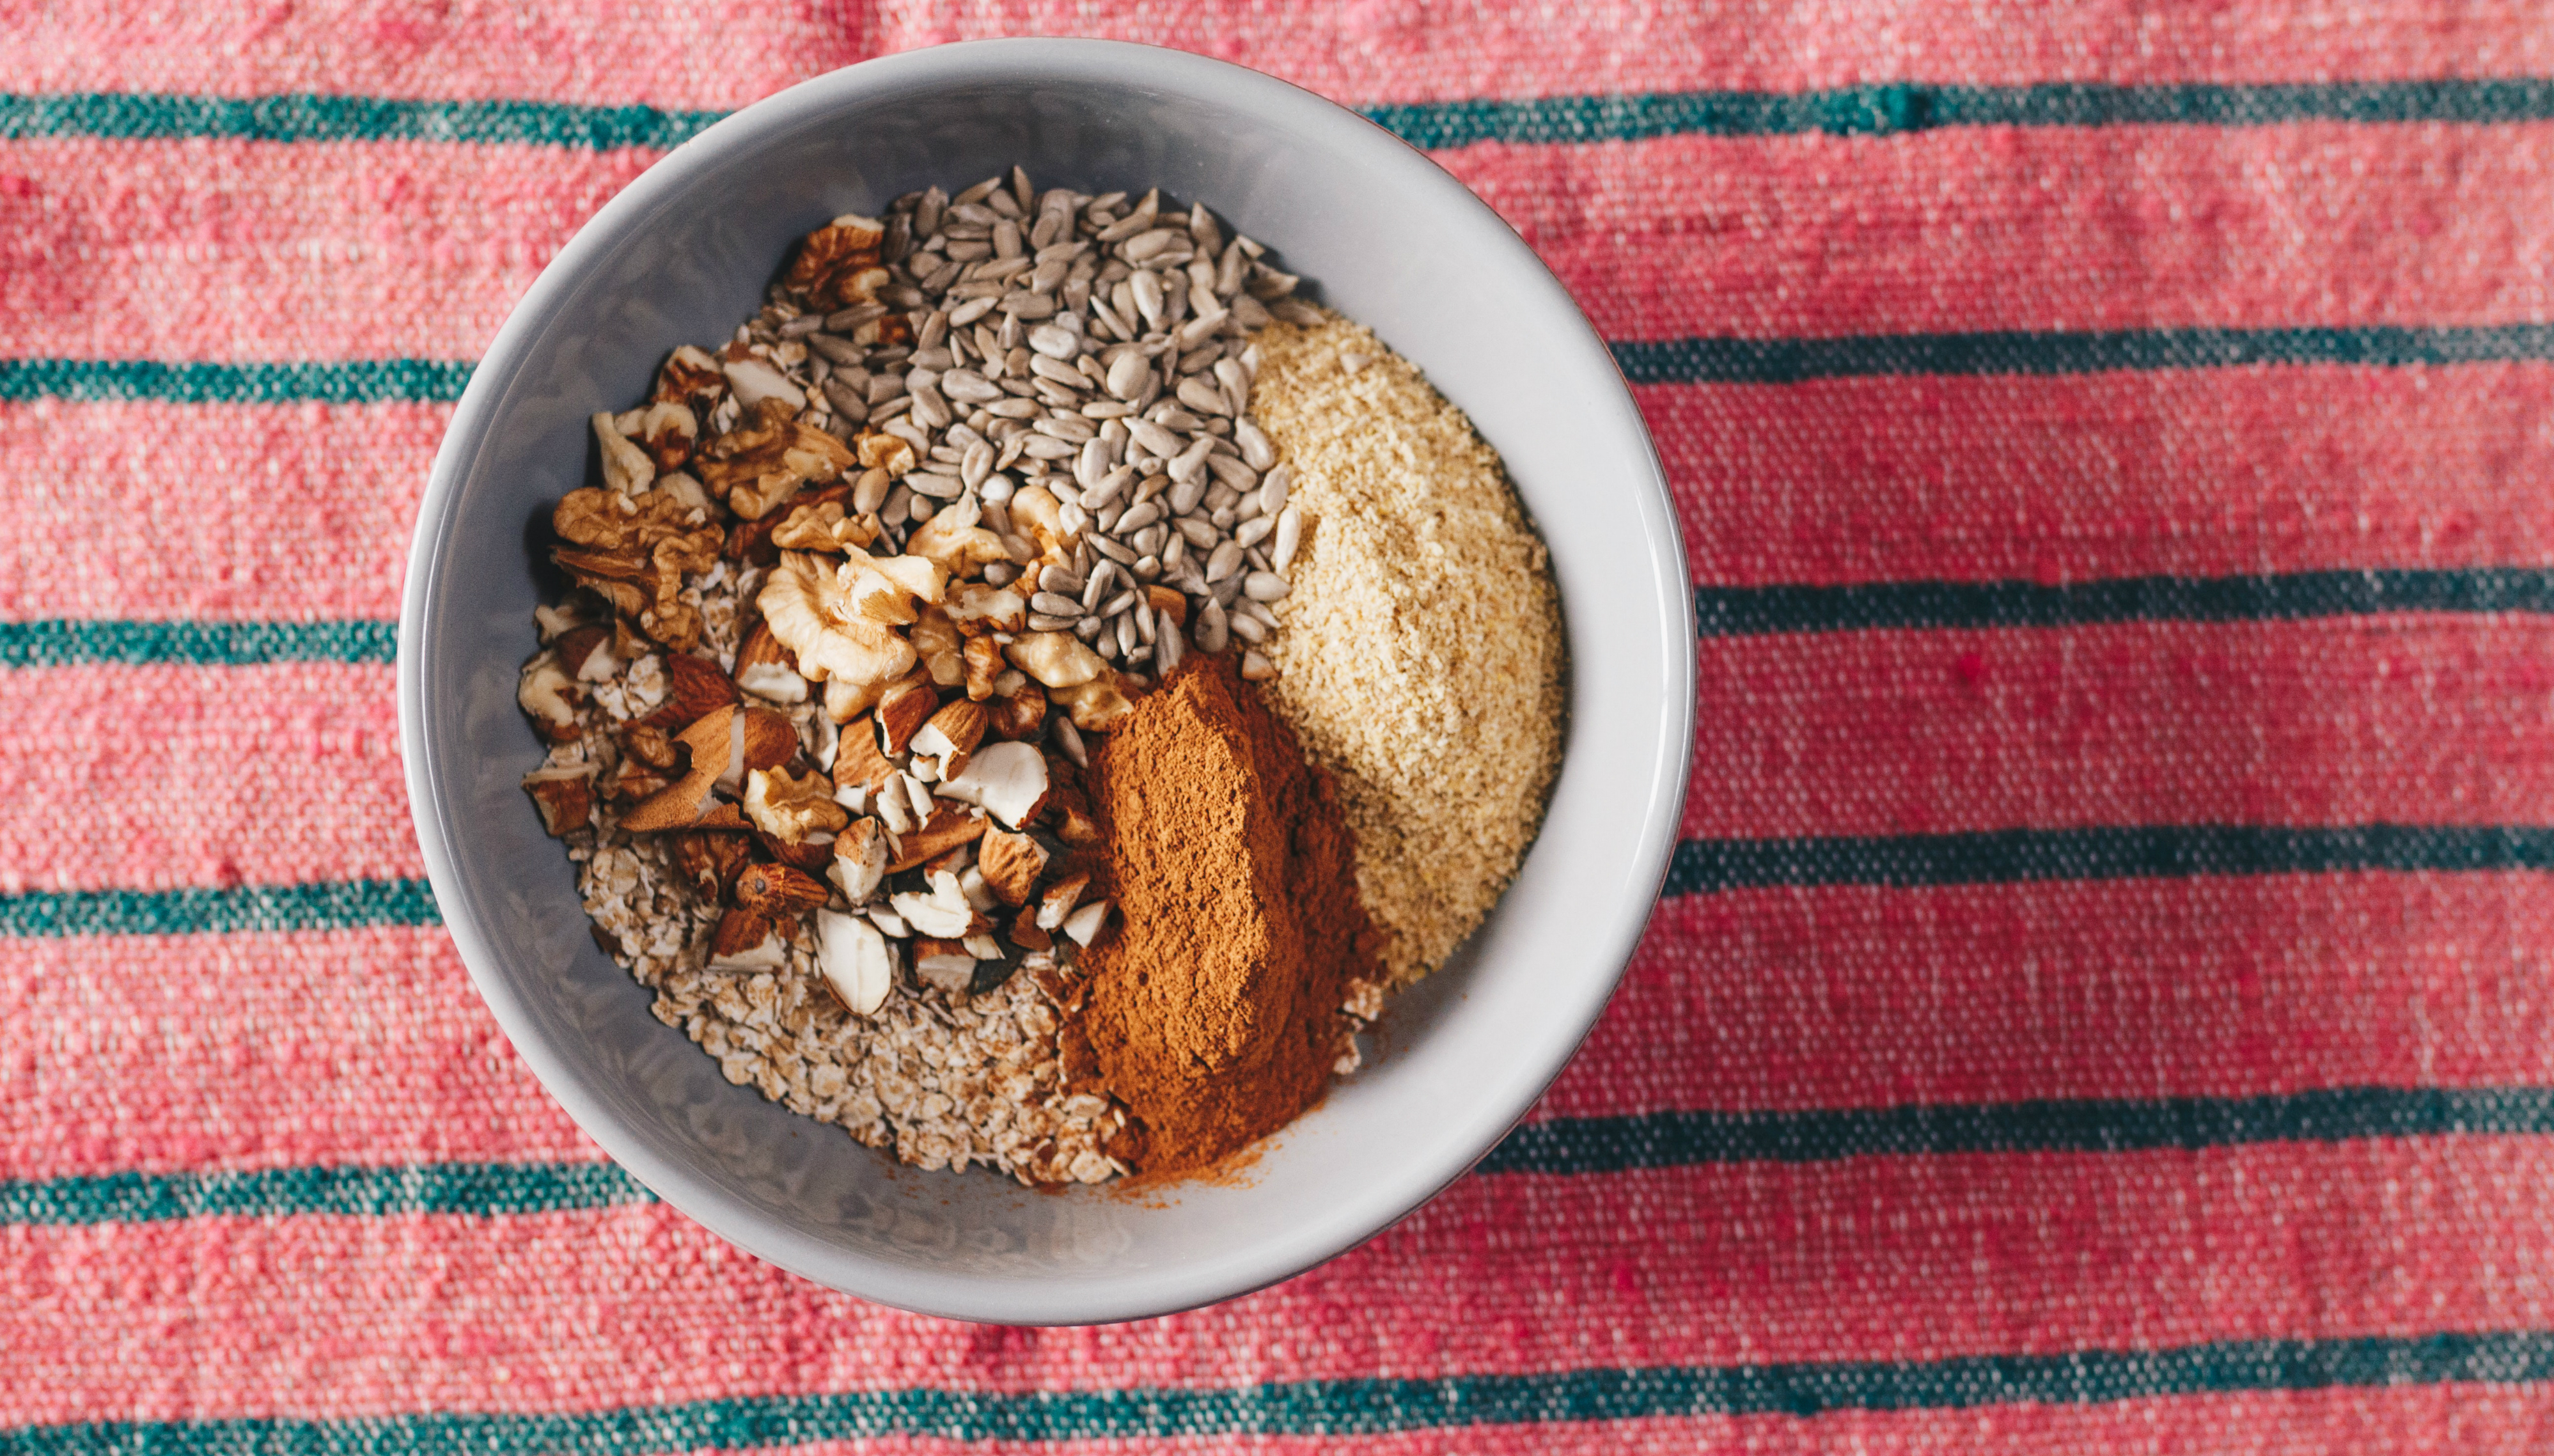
xmin=517 ymin=167 xmax=1564 ymax=1185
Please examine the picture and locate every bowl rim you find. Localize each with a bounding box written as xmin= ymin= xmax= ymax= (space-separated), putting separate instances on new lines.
xmin=400 ymin=35 xmax=1695 ymax=1324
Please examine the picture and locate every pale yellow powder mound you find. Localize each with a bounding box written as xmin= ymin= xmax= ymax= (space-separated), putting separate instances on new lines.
xmin=1249 ymin=314 xmax=1567 ymax=985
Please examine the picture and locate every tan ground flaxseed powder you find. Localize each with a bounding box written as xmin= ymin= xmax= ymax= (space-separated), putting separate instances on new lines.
xmin=1247 ymin=313 xmax=1567 ymax=985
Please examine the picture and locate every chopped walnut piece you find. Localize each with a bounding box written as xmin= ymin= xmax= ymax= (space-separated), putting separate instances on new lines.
xmin=758 ymin=551 xmax=918 ymax=692
xmin=1004 ymin=631 xmax=1106 ymax=691
xmin=784 ymin=215 xmax=889 ymax=310
xmin=654 ymin=344 xmax=728 ymax=413
xmin=906 ymin=492 xmax=1012 ymax=577
xmin=945 ymin=583 xmax=1028 ymax=639
xmin=517 ymin=653 xmax=579 ymax=740
xmin=638 ymin=401 xmax=699 ymax=473
xmin=855 ymin=430 xmax=916 ymax=478
xmin=962 ymin=636 xmax=1005 ymax=701
xmin=670 ymin=831 xmax=753 ymax=902
xmin=987 ymin=684 xmax=1048 ymax=740
xmin=591 ymin=412 xmax=655 ymax=496
xmin=743 ymin=764 xmax=850 ymax=845
xmin=771 ymin=499 xmax=882 ymax=554
xmin=1053 ymin=674 xmax=1136 ymax=732
xmin=909 ymin=603 xmax=966 ymax=688
xmin=694 ymin=400 xmax=857 ymax=521
xmin=549 ymin=487 xmax=723 ymax=652
xmin=521 ymin=769 xmax=595 ymax=836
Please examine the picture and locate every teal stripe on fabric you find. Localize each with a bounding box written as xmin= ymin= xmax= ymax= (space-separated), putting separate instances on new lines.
xmin=0 ymin=618 xmax=395 ymax=666
xmin=0 ymin=879 xmax=438 ymax=937
xmin=8 ymin=79 xmax=2553 ymax=154
xmin=0 ymin=90 xmax=723 ymax=150
xmin=7 ymin=1085 xmax=2544 ymax=1226
xmin=1613 ymin=324 xmax=2554 ymax=384
xmin=0 ymin=357 xmax=471 ymax=404
xmin=1370 ymin=77 xmax=2554 ymax=147
xmin=12 ymin=324 xmax=2552 ymax=407
xmin=10 ymin=1333 xmax=2553 ymax=1448
xmin=1484 ymin=1086 xmax=2554 ymax=1175
xmin=0 ymin=1161 xmax=652 ymax=1225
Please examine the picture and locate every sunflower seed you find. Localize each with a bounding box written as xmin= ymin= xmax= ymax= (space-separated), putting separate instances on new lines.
xmin=1165 ymin=437 xmax=1216 ymax=483
xmin=1174 ymin=515 xmax=1219 ymax=549
xmin=1113 ymin=499 xmax=1163 ymax=534
xmin=1081 ymin=465 xmax=1133 ymax=510
xmin=1271 ymin=504 xmax=1301 ymax=570
xmin=1028 ymin=613 xmax=1079 ymax=632
xmin=1244 ymin=570 xmax=1290 ymax=602
xmin=1127 ymin=418 xmax=1183 ymax=458
xmin=1115 ymin=613 xmax=1140 ymax=656
xmin=1228 ymin=609 xmax=1266 ymax=644
xmin=1203 ymin=539 xmax=1245 ymax=582
xmin=1257 ymin=465 xmax=1291 ymax=517
xmin=1130 ymin=269 xmax=1166 ymax=326
xmin=907 ymin=471 xmax=964 ymax=499
xmin=1234 ymin=513 xmax=1276 ymax=549
xmin=1028 ymin=591 xmax=1082 ymax=618
xmin=1206 ymin=451 xmax=1258 ymax=491
xmin=1169 ymin=473 xmax=1209 ymax=515
xmin=1175 ymin=375 xmax=1230 ymax=417
xmin=1240 ymin=650 xmax=1275 ymax=680
xmin=1234 ymin=419 xmax=1276 ymax=470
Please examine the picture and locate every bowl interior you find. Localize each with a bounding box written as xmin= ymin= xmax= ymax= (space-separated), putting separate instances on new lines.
xmin=403 ymin=39 xmax=1691 ymax=1324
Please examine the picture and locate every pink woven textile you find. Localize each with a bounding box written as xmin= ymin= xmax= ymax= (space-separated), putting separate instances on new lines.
xmin=7 ymin=3 xmax=2554 ymax=1450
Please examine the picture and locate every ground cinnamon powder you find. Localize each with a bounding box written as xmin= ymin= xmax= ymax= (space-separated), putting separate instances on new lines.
xmin=1067 ymin=655 xmax=1379 ymax=1178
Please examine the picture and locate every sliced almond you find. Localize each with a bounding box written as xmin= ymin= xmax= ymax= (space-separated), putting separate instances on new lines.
xmin=875 ymin=673 xmax=939 ymax=755
xmin=833 ymin=713 xmax=898 ymax=793
xmin=732 ymin=862 xmax=830 ymax=916
xmin=1062 ymin=898 xmax=1112 ymax=948
xmin=909 ymin=698 xmax=988 ymax=778
xmin=707 ymin=909 xmax=787 ymax=971
xmin=885 ymin=801 xmax=991 ymax=873
xmin=976 ymin=829 xmax=1049 ymax=907
xmin=816 ymin=909 xmax=894 ymax=1016
xmin=642 ymin=652 xmax=739 ymax=732
xmin=936 ymin=740 xmax=1051 ymax=831
xmin=554 ymin=624 xmax=619 ymax=682
xmin=827 ymin=817 xmax=889 ymax=904
xmin=910 ymin=937 xmax=977 ymax=994
xmin=732 ymin=623 xmax=807 ymax=705
xmin=1007 ymin=904 xmax=1053 ymax=953
xmin=1035 ymin=871 xmax=1090 ymax=932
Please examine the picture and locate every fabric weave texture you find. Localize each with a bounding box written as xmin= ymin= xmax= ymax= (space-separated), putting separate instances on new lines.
xmin=6 ymin=3 xmax=2554 ymax=1450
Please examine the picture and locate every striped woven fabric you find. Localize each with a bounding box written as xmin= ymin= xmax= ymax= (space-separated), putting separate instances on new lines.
xmin=8 ymin=2 xmax=2554 ymax=1450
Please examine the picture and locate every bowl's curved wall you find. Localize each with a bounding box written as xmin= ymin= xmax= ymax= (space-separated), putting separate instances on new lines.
xmin=401 ymin=38 xmax=1692 ymax=1324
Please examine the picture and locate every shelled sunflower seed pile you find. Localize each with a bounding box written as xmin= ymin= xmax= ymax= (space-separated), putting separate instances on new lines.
xmin=795 ymin=168 xmax=1319 ymax=684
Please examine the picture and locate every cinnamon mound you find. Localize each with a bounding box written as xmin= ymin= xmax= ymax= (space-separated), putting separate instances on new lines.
xmin=1071 ymin=655 xmax=1379 ymax=1177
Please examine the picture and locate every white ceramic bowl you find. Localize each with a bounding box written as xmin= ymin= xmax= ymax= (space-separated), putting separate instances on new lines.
xmin=401 ymin=38 xmax=1693 ymax=1324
